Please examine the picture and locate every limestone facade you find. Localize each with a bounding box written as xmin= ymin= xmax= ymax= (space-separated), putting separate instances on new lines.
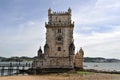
xmin=34 ymin=8 xmax=84 ymax=70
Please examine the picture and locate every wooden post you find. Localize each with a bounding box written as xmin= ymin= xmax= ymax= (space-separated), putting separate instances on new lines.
xmin=26 ymin=63 xmax=27 ymax=67
xmin=22 ymin=66 xmax=25 ymax=75
xmin=28 ymin=63 xmax=31 ymax=67
xmin=1 ymin=66 xmax=4 ymax=76
xmin=16 ymin=66 xmax=19 ymax=75
xmin=8 ymin=62 xmax=13 ymax=76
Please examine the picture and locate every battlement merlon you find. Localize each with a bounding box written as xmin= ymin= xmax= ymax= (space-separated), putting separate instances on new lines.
xmin=46 ymin=8 xmax=74 ymax=27
xmin=48 ymin=8 xmax=72 ymax=22
xmin=48 ymin=8 xmax=71 ymax=16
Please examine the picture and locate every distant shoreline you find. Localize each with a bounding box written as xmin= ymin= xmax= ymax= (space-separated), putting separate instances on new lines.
xmin=0 ymin=56 xmax=120 ymax=62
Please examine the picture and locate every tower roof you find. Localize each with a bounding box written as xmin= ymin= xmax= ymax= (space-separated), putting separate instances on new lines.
xmin=48 ymin=8 xmax=52 ymax=11
xmin=68 ymin=8 xmax=71 ymax=15
xmin=79 ymin=47 xmax=84 ymax=55
xmin=68 ymin=7 xmax=71 ymax=11
xmin=38 ymin=46 xmax=42 ymax=53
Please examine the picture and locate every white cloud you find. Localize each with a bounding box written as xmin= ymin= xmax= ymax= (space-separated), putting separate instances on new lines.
xmin=0 ymin=0 xmax=120 ymax=59
xmin=95 ymin=0 xmax=120 ymax=9
xmin=72 ymin=0 xmax=120 ymax=59
xmin=74 ymin=26 xmax=120 ymax=59
xmin=73 ymin=0 xmax=120 ymax=26
xmin=0 ymin=20 xmax=46 ymax=57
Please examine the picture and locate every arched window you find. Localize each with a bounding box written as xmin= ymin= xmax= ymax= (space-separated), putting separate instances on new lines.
xmin=59 ymin=20 xmax=61 ymax=22
xmin=58 ymin=29 xmax=61 ymax=33
xmin=58 ymin=47 xmax=61 ymax=51
xmin=58 ymin=37 xmax=62 ymax=41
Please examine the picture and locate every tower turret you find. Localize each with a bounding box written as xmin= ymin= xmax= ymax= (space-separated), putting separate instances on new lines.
xmin=74 ymin=47 xmax=84 ymax=70
xmin=48 ymin=8 xmax=52 ymax=15
xmin=79 ymin=47 xmax=84 ymax=55
xmin=68 ymin=8 xmax=71 ymax=15
xmin=38 ymin=46 xmax=43 ymax=59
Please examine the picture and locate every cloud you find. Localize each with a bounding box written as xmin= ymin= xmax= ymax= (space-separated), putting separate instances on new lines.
xmin=0 ymin=20 xmax=46 ymax=57
xmin=72 ymin=0 xmax=120 ymax=59
xmin=73 ymin=0 xmax=120 ymax=33
xmin=0 ymin=0 xmax=120 ymax=59
xmin=74 ymin=25 xmax=120 ymax=58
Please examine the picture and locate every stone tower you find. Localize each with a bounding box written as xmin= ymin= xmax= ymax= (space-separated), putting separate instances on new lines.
xmin=33 ymin=8 xmax=84 ymax=72
xmin=44 ymin=8 xmax=75 ymax=68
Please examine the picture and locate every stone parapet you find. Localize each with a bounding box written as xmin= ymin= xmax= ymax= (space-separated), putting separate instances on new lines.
xmin=45 ymin=22 xmax=74 ymax=27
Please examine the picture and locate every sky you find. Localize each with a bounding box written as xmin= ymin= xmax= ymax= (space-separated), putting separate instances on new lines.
xmin=0 ymin=0 xmax=120 ymax=59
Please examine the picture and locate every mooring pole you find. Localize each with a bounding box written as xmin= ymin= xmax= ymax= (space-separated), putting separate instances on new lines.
xmin=16 ymin=66 xmax=19 ymax=75
xmin=8 ymin=62 xmax=13 ymax=76
xmin=1 ymin=66 xmax=4 ymax=76
xmin=22 ymin=66 xmax=25 ymax=75
xmin=8 ymin=66 xmax=10 ymax=75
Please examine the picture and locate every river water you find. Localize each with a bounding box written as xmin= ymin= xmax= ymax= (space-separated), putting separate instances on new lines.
xmin=0 ymin=62 xmax=120 ymax=76
xmin=84 ymin=62 xmax=120 ymax=71
xmin=0 ymin=62 xmax=32 ymax=76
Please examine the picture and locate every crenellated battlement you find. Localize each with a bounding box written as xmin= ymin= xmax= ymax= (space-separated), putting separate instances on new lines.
xmin=48 ymin=8 xmax=71 ymax=15
xmin=48 ymin=8 xmax=72 ymax=25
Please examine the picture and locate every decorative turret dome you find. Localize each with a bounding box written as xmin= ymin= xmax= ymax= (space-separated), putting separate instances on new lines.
xmin=68 ymin=8 xmax=71 ymax=15
xmin=38 ymin=46 xmax=42 ymax=53
xmin=79 ymin=47 xmax=84 ymax=55
xmin=48 ymin=8 xmax=52 ymax=15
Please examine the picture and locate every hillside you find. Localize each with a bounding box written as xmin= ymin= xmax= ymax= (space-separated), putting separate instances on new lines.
xmin=84 ymin=57 xmax=120 ymax=62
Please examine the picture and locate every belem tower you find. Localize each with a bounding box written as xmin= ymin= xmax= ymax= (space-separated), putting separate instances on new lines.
xmin=33 ymin=8 xmax=84 ymax=71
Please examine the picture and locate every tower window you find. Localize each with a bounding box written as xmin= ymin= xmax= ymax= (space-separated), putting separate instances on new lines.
xmin=58 ymin=29 xmax=61 ymax=33
xmin=59 ymin=20 xmax=61 ymax=22
xmin=58 ymin=37 xmax=62 ymax=41
xmin=58 ymin=47 xmax=61 ymax=51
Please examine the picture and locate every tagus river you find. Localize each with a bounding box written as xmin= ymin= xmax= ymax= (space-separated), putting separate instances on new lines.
xmin=84 ymin=62 xmax=120 ymax=71
xmin=0 ymin=62 xmax=120 ymax=76
xmin=0 ymin=62 xmax=32 ymax=76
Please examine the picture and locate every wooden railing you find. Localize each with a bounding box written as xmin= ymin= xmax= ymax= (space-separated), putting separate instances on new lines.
xmin=0 ymin=62 xmax=32 ymax=76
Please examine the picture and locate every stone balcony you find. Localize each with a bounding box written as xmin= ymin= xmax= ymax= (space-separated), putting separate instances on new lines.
xmin=45 ymin=21 xmax=74 ymax=27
